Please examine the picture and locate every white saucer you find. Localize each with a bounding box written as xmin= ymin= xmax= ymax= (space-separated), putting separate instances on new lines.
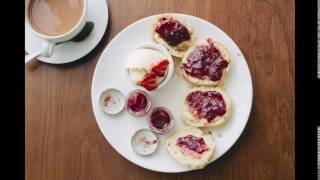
xmin=25 ymin=0 xmax=109 ymax=64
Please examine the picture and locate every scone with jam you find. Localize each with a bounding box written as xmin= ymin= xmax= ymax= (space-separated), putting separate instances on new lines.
xmin=152 ymin=14 xmax=194 ymax=58
xmin=181 ymin=38 xmax=230 ymax=86
xmin=182 ymin=87 xmax=231 ymax=127
xmin=165 ymin=127 xmax=215 ymax=169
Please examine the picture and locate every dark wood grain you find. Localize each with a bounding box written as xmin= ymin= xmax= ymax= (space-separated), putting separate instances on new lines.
xmin=25 ymin=0 xmax=295 ymax=179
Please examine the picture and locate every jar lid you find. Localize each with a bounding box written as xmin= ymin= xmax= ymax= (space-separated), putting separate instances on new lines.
xmin=99 ymin=88 xmax=125 ymax=115
xmin=131 ymin=129 xmax=159 ymax=156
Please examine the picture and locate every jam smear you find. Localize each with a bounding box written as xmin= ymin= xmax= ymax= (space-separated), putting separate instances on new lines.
xmin=150 ymin=108 xmax=171 ymax=130
xmin=126 ymin=92 xmax=148 ymax=112
xmin=139 ymin=60 xmax=169 ymax=91
xmin=151 ymin=59 xmax=169 ymax=77
xmin=139 ymin=72 xmax=157 ymax=91
xmin=155 ymin=17 xmax=191 ymax=46
xmin=103 ymin=96 xmax=111 ymax=106
xmin=182 ymin=38 xmax=229 ymax=81
xmin=176 ymin=135 xmax=208 ymax=153
xmin=145 ymin=139 xmax=157 ymax=145
xmin=186 ymin=90 xmax=226 ymax=122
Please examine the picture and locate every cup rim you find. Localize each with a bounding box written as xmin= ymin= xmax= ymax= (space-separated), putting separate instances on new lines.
xmin=25 ymin=0 xmax=87 ymax=40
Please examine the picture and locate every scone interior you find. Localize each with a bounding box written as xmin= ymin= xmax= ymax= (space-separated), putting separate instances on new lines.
xmin=182 ymin=87 xmax=231 ymax=127
xmin=181 ymin=38 xmax=230 ymax=86
xmin=165 ymin=127 xmax=215 ymax=169
xmin=152 ymin=13 xmax=195 ymax=58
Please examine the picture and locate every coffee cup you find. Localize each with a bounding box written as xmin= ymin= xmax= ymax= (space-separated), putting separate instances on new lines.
xmin=25 ymin=0 xmax=87 ymax=58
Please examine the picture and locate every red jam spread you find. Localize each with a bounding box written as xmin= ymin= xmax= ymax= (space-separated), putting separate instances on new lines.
xmin=126 ymin=92 xmax=148 ymax=112
xmin=103 ymin=96 xmax=111 ymax=106
xmin=138 ymin=60 xmax=169 ymax=91
xmin=145 ymin=139 xmax=157 ymax=145
xmin=155 ymin=17 xmax=191 ymax=46
xmin=186 ymin=90 xmax=226 ymax=122
xmin=176 ymin=135 xmax=208 ymax=153
xmin=182 ymin=39 xmax=229 ymax=81
xmin=139 ymin=72 xmax=157 ymax=91
xmin=150 ymin=108 xmax=171 ymax=130
xmin=151 ymin=59 xmax=169 ymax=77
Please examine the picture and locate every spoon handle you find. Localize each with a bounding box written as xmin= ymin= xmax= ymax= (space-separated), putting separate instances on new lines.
xmin=25 ymin=51 xmax=41 ymax=64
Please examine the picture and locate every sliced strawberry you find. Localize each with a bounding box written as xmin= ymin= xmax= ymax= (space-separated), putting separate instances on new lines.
xmin=139 ymin=72 xmax=157 ymax=91
xmin=151 ymin=60 xmax=169 ymax=77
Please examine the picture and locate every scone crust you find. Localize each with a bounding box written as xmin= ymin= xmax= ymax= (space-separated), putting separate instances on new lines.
xmin=152 ymin=13 xmax=195 ymax=58
xmin=165 ymin=127 xmax=215 ymax=169
xmin=182 ymin=87 xmax=231 ymax=128
xmin=181 ymin=39 xmax=230 ymax=87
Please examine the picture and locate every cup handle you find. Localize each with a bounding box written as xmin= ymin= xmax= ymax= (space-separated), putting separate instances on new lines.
xmin=41 ymin=41 xmax=56 ymax=58
xmin=25 ymin=41 xmax=56 ymax=64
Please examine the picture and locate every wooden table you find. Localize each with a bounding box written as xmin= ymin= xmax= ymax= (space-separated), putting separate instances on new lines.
xmin=25 ymin=0 xmax=295 ymax=179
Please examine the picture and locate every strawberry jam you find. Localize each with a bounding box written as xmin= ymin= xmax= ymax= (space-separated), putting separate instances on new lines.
xmin=186 ymin=90 xmax=226 ymax=122
xmin=155 ymin=17 xmax=191 ymax=46
xmin=125 ymin=90 xmax=151 ymax=116
xmin=139 ymin=60 xmax=169 ymax=91
xmin=148 ymin=107 xmax=173 ymax=133
xmin=151 ymin=59 xmax=169 ymax=77
xmin=176 ymin=135 xmax=208 ymax=153
xmin=103 ymin=96 xmax=112 ymax=107
xmin=182 ymin=38 xmax=229 ymax=81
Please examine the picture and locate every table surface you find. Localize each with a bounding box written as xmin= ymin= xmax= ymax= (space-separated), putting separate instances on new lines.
xmin=25 ymin=0 xmax=295 ymax=179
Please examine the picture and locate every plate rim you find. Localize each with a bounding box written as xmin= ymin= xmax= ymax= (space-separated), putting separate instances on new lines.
xmin=91 ymin=13 xmax=253 ymax=173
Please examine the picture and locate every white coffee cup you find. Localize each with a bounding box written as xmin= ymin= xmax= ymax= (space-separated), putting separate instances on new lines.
xmin=25 ymin=0 xmax=87 ymax=61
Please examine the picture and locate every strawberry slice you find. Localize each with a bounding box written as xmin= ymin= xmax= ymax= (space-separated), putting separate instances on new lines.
xmin=151 ymin=60 xmax=169 ymax=77
xmin=139 ymin=72 xmax=157 ymax=91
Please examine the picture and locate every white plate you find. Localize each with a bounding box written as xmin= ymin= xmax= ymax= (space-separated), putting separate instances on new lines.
xmin=91 ymin=14 xmax=253 ymax=173
xmin=25 ymin=0 xmax=108 ymax=64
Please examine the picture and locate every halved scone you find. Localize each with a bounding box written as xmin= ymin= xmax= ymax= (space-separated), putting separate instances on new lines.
xmin=182 ymin=87 xmax=231 ymax=127
xmin=165 ymin=127 xmax=215 ymax=169
xmin=152 ymin=13 xmax=195 ymax=58
xmin=181 ymin=38 xmax=230 ymax=86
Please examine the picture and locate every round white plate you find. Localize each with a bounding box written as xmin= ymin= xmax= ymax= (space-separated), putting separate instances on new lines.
xmin=91 ymin=14 xmax=253 ymax=173
xmin=25 ymin=0 xmax=108 ymax=64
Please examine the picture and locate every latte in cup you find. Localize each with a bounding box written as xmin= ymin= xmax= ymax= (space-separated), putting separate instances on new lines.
xmin=28 ymin=0 xmax=84 ymax=36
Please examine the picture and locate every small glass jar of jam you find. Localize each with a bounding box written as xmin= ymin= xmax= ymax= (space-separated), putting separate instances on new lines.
xmin=125 ymin=90 xmax=151 ymax=116
xmin=147 ymin=107 xmax=173 ymax=133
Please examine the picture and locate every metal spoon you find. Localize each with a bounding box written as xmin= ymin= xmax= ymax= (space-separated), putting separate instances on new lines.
xmin=25 ymin=21 xmax=95 ymax=64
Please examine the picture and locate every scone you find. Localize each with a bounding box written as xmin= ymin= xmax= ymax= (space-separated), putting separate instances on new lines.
xmin=152 ymin=13 xmax=195 ymax=58
xmin=181 ymin=38 xmax=230 ymax=86
xmin=182 ymin=87 xmax=231 ymax=127
xmin=165 ymin=127 xmax=215 ymax=169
